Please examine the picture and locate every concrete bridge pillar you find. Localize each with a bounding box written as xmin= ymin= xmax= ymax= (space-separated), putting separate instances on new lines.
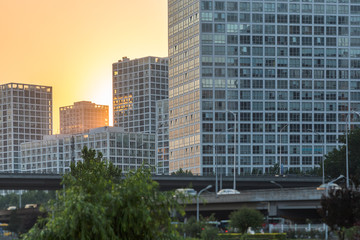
xmin=268 ymin=202 xmax=278 ymax=217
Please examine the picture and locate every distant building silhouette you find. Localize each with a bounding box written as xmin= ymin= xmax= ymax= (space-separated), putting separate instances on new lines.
xmin=60 ymin=101 xmax=109 ymax=135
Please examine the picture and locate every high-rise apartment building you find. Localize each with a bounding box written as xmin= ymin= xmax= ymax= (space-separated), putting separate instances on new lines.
xmin=168 ymin=0 xmax=360 ymax=175
xmin=21 ymin=127 xmax=156 ymax=174
xmin=112 ymin=56 xmax=169 ymax=134
xmin=60 ymin=101 xmax=109 ymax=135
xmin=0 ymin=83 xmax=52 ymax=172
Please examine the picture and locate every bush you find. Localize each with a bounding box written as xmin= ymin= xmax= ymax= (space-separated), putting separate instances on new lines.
xmin=201 ymin=226 xmax=219 ymax=240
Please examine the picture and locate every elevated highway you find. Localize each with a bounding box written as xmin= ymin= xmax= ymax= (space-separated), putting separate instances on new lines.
xmin=0 ymin=186 xmax=326 ymax=224
xmin=185 ymin=187 xmax=325 ymax=221
xmin=0 ymin=173 xmax=321 ymax=191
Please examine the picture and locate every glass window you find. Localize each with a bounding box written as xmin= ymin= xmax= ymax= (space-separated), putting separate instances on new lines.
xmin=290 ymin=15 xmax=300 ymax=23
xmin=277 ymin=3 xmax=288 ymax=12
xmin=252 ymin=3 xmax=263 ymax=12
xmin=201 ymin=1 xmax=213 ymax=10
xmin=215 ymin=1 xmax=225 ymax=10
xmin=227 ymin=13 xmax=238 ymax=22
xmin=265 ymin=25 xmax=275 ymax=34
xmin=239 ymin=2 xmax=250 ymax=11
xmin=265 ymin=14 xmax=275 ymax=23
xmin=264 ymin=3 xmax=275 ymax=12
xmin=227 ymin=2 xmax=238 ymax=11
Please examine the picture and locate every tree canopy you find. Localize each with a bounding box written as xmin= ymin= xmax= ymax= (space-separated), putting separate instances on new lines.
xmin=324 ymin=128 xmax=360 ymax=186
xmin=23 ymin=147 xmax=183 ymax=240
xmin=229 ymin=208 xmax=264 ymax=233
xmin=170 ymin=168 xmax=194 ymax=176
xmin=319 ymin=188 xmax=360 ymax=240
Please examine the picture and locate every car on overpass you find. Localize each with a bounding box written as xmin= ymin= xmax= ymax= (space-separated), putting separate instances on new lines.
xmin=174 ymin=188 xmax=197 ymax=197
xmin=217 ymin=189 xmax=240 ymax=195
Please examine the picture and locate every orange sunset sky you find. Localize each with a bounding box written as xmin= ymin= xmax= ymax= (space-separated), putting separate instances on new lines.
xmin=0 ymin=0 xmax=168 ymax=133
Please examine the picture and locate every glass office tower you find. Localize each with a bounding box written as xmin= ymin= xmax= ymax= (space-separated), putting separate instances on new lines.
xmin=112 ymin=56 xmax=168 ymax=134
xmin=168 ymin=0 xmax=360 ymax=175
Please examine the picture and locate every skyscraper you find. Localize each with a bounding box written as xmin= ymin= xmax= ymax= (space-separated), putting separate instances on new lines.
xmin=0 ymin=83 xmax=52 ymax=172
xmin=112 ymin=56 xmax=169 ymax=134
xmin=60 ymin=101 xmax=109 ymax=135
xmin=168 ymin=0 xmax=360 ymax=175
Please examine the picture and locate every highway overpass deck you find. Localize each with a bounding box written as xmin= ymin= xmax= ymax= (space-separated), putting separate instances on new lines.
xmin=0 ymin=173 xmax=322 ymax=191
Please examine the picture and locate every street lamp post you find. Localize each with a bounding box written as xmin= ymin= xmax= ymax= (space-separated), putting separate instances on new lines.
xmin=18 ymin=190 xmax=22 ymax=209
xmin=227 ymin=110 xmax=237 ymax=190
xmin=345 ymin=111 xmax=360 ymax=188
xmin=196 ymin=185 xmax=212 ymax=221
xmin=279 ymin=124 xmax=288 ymax=175
xmin=325 ymin=175 xmax=345 ymax=196
xmin=308 ymin=130 xmax=325 ymax=185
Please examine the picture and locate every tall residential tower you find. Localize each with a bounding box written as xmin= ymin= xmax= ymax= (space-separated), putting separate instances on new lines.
xmin=0 ymin=83 xmax=52 ymax=172
xmin=168 ymin=0 xmax=360 ymax=175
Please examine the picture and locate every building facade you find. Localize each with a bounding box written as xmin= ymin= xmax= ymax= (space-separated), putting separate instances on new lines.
xmin=60 ymin=101 xmax=109 ymax=135
xmin=168 ymin=0 xmax=360 ymax=175
xmin=0 ymin=83 xmax=52 ymax=172
xmin=112 ymin=56 xmax=169 ymax=134
xmin=156 ymin=99 xmax=170 ymax=175
xmin=21 ymin=127 xmax=156 ymax=174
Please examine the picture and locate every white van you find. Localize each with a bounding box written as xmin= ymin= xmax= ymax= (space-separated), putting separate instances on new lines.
xmin=174 ymin=188 xmax=197 ymax=197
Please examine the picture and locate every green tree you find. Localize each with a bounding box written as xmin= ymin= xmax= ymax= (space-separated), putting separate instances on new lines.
xmin=229 ymin=208 xmax=264 ymax=234
xmin=171 ymin=168 xmax=194 ymax=176
xmin=23 ymin=147 xmax=183 ymax=240
xmin=319 ymin=188 xmax=360 ymax=240
xmin=324 ymin=128 xmax=360 ymax=186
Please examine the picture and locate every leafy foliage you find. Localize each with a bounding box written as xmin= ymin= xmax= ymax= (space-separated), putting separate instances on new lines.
xmin=229 ymin=208 xmax=264 ymax=234
xmin=345 ymin=222 xmax=360 ymax=240
xmin=319 ymin=188 xmax=360 ymax=240
xmin=181 ymin=216 xmax=203 ymax=238
xmin=324 ymin=128 xmax=360 ymax=186
xmin=171 ymin=168 xmax=194 ymax=176
xmin=23 ymin=146 xmax=184 ymax=240
xmin=200 ymin=225 xmax=219 ymax=240
xmin=179 ymin=215 xmax=218 ymax=239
